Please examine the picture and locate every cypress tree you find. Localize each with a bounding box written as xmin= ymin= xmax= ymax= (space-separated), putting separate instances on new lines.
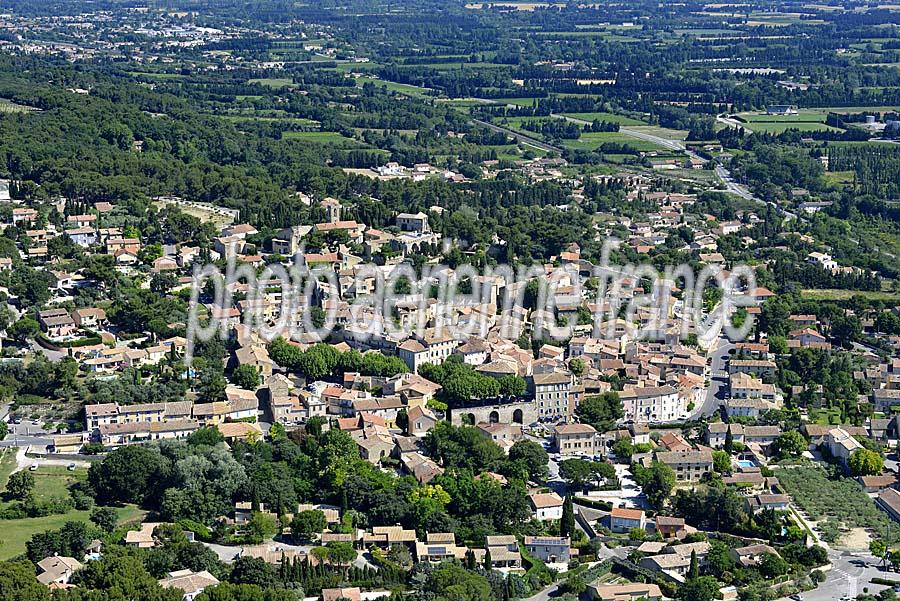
xmin=560 ymin=495 xmax=575 ymax=538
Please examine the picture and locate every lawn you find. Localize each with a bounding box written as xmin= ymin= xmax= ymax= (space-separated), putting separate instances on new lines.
xmin=559 ymin=112 xmax=646 ymax=126
xmin=808 ymin=408 xmax=846 ymax=425
xmin=823 ymin=170 xmax=856 ymax=187
xmin=0 ymin=462 xmax=146 ymax=560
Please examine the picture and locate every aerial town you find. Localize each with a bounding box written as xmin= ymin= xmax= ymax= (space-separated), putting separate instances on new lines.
xmin=0 ymin=1 xmax=898 ymax=601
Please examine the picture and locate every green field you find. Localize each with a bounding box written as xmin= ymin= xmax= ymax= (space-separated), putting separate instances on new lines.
xmin=741 ymin=110 xmax=827 ymax=123
xmin=248 ymin=78 xmax=296 ymax=88
xmin=560 ymin=112 xmax=645 ymax=126
xmin=355 ymin=76 xmax=430 ymax=96
xmin=281 ymin=131 xmax=364 ymax=146
xmin=749 ymin=121 xmax=842 ymax=133
xmin=801 ymin=289 xmax=900 ymax=302
xmin=562 ymin=131 xmax=669 ymax=152
xmin=0 ymin=457 xmax=145 ymax=560
xmin=494 ymin=97 xmax=545 ymax=107
xmin=0 ymin=98 xmax=33 ymax=113
xmin=625 ymin=125 xmax=689 ymax=141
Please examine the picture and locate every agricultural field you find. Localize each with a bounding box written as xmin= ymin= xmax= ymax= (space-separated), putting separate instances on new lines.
xmin=776 ymin=466 xmax=895 ymax=547
xmin=281 ymin=131 xmax=367 ymax=146
xmin=800 ymin=288 xmax=900 ymax=302
xmin=562 ymin=132 xmax=669 ymax=152
xmin=247 ymin=78 xmax=296 ymax=88
xmin=355 ymin=76 xmax=431 ymax=96
xmin=0 ymin=98 xmax=33 ymax=113
xmin=559 ymin=112 xmax=646 ymax=126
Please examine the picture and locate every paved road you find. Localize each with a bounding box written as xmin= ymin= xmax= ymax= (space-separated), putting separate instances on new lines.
xmin=552 ymin=113 xmax=689 ymax=153
xmin=797 ymin=551 xmax=888 ymax=601
xmin=0 ymin=419 xmax=55 ymax=449
xmin=714 ymin=163 xmax=898 ymax=261
xmin=471 ymin=118 xmax=562 ymax=153
xmin=694 ymin=336 xmax=733 ymax=418
xmin=7 ymin=446 xmax=91 ymax=473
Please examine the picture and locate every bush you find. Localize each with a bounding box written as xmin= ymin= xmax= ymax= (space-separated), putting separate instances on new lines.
xmin=71 ymin=490 xmax=94 ymax=510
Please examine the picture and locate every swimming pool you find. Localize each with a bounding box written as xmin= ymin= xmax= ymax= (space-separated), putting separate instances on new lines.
xmin=736 ymin=460 xmax=755 ymax=469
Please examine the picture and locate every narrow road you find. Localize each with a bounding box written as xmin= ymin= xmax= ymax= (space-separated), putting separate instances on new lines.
xmin=691 ymin=336 xmax=733 ymax=419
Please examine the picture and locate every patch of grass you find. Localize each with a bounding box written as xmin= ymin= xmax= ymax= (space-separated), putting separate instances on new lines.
xmin=824 ymin=170 xmax=856 ymax=186
xmin=0 ymin=463 xmax=147 ymax=560
xmin=0 ymin=505 xmax=145 ymax=560
xmin=494 ymin=97 xmax=545 ymax=107
xmin=0 ymin=450 xmax=16 ymax=489
xmin=808 ymin=408 xmax=846 ymax=425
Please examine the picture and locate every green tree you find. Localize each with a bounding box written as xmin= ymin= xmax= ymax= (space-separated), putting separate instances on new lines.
xmin=724 ymin=426 xmax=734 ymax=454
xmin=560 ymin=495 xmax=575 ymax=538
xmin=677 ymin=576 xmax=719 ymax=601
xmin=759 ymin=552 xmax=789 ymax=578
xmin=89 ymin=506 xmax=119 ymax=533
xmin=229 ymin=556 xmax=276 ymax=588
xmin=849 ymin=448 xmax=884 ymax=476
xmin=88 ymin=445 xmax=170 ymax=505
xmin=71 ymin=549 xmax=182 ymax=600
xmin=508 ymin=440 xmax=549 ymax=482
xmin=640 ymin=462 xmax=676 ymax=509
xmin=774 ymin=431 xmax=807 ymax=459
xmin=195 ymin=583 xmax=296 ymax=601
xmin=0 ymin=560 xmax=51 ymax=601
xmin=291 ymin=510 xmax=327 ymax=542
xmin=574 ymin=392 xmax=623 ymax=432
xmin=231 ymin=365 xmax=261 ymax=390
xmin=246 ymin=511 xmax=278 ymax=543
xmin=5 ymin=471 xmax=34 ymax=500
xmin=712 ymin=450 xmax=731 ymax=474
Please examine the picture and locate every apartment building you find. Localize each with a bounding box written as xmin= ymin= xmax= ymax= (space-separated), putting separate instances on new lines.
xmin=656 ymin=450 xmax=713 ymax=483
xmin=620 ymin=385 xmax=682 ymax=422
xmin=530 ymin=372 xmax=573 ymax=420
xmin=553 ymin=423 xmax=600 ymax=456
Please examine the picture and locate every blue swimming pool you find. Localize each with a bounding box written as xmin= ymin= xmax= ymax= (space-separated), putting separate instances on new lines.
xmin=736 ymin=460 xmax=755 ymax=469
